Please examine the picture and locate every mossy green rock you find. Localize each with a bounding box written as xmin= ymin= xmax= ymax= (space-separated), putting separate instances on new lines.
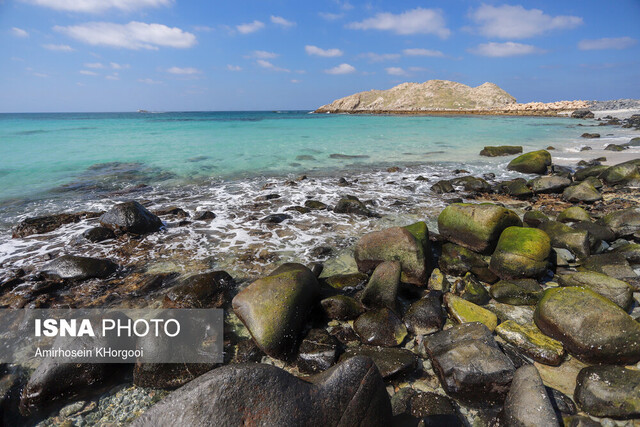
xmin=480 ymin=145 xmax=523 ymax=157
xmin=580 ymin=253 xmax=639 ymax=287
xmin=353 ymin=308 xmax=407 ymax=347
xmin=538 ymin=220 xmax=591 ymax=259
xmin=437 ymin=203 xmax=522 ymax=254
xmin=490 ymin=227 xmax=551 ymax=280
xmin=557 ymin=206 xmax=591 ymax=223
xmin=558 ymin=271 xmax=633 ymax=310
xmin=600 ymin=159 xmax=640 ymax=185
xmin=498 ymin=178 xmax=533 ymax=198
xmin=529 ymin=175 xmax=571 ymax=194
xmin=457 ymin=272 xmax=491 ymax=305
xmin=232 ymin=263 xmax=319 ymax=359
xmin=354 ymin=227 xmax=428 ymax=286
xmin=360 ymin=261 xmax=401 ymax=312
xmin=534 ymin=287 xmax=640 ymax=364
xmin=523 ymin=210 xmax=549 ymax=228
xmin=444 ymin=293 xmax=498 ymax=331
xmin=612 ymin=242 xmax=640 ymax=263
xmin=438 ymin=243 xmax=498 ymax=283
xmin=507 ymin=150 xmax=552 ymax=175
xmin=495 ymin=321 xmax=565 ymax=366
xmin=427 ymin=268 xmax=450 ymax=292
xmin=320 ymin=295 xmax=364 ymax=320
xmin=598 ymin=207 xmax=640 ymax=237
xmin=490 ymin=279 xmax=543 ymax=305
xmin=573 ymin=165 xmax=608 ymax=182
xmin=562 ymin=182 xmax=602 ymax=203
xmin=574 ymin=365 xmax=640 ymax=419
xmin=403 ymin=221 xmax=429 ymax=254
xmin=324 ymin=272 xmax=369 ymax=290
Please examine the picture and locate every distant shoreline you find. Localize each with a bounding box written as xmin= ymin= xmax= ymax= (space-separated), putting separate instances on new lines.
xmin=312 ymin=109 xmax=576 ymax=117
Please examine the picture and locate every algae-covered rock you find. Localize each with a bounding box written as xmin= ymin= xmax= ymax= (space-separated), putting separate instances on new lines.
xmin=232 ymin=263 xmax=319 ymax=358
xmin=495 ymin=320 xmax=565 ymax=366
xmin=427 ymin=268 xmax=450 ymax=293
xmin=562 ymin=182 xmax=602 ymax=203
xmin=490 ymin=279 xmax=543 ymax=306
xmin=502 ymin=365 xmax=560 ymax=427
xmin=403 ymin=221 xmax=430 ymax=254
xmin=354 ymin=227 xmax=428 ymax=285
xmin=360 ymin=261 xmax=401 ymax=312
xmin=444 ymin=293 xmax=498 ymax=331
xmin=557 ymin=207 xmax=591 ymax=223
xmin=557 ymin=271 xmax=633 ymax=310
xmin=574 ymin=365 xmax=640 ymax=419
xmin=450 ymin=176 xmax=491 ymax=192
xmin=529 ymin=176 xmax=571 ymax=194
xmin=431 ymin=180 xmax=455 ymax=194
xmin=320 ymin=295 xmax=365 ymax=320
xmin=480 ymin=145 xmax=523 ymax=157
xmin=538 ymin=221 xmax=591 ymax=259
xmin=598 ymin=207 xmax=640 ymax=237
xmin=497 ymin=178 xmax=533 ymax=198
xmin=612 ymin=242 xmax=640 ymax=263
xmin=507 ymin=150 xmax=552 ymax=175
xmin=534 ymin=287 xmax=640 ymax=364
xmin=438 ymin=243 xmax=497 ymax=283
xmin=353 ymin=308 xmax=407 ymax=347
xmin=573 ymin=165 xmax=608 ymax=182
xmin=333 ymin=196 xmax=374 ymax=217
xmin=599 ymin=159 xmax=640 ymax=185
xmin=456 ymin=272 xmax=491 ymax=305
xmin=323 ymin=272 xmax=368 ymax=290
xmin=490 ymin=226 xmax=551 ymax=280
xmin=437 ymin=203 xmax=522 ymax=254
xmin=523 ymin=210 xmax=549 ymax=228
xmin=580 ymin=253 xmax=638 ymax=285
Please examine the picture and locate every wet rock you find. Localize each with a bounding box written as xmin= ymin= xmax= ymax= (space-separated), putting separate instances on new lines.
xmin=12 ymin=211 xmax=101 ymax=238
xmin=134 ymin=363 xmax=214 ymax=389
xmin=403 ymin=221 xmax=430 ymax=255
xmin=339 ymin=346 xmax=417 ymax=379
xmin=164 ymin=271 xmax=234 ymax=309
xmin=296 ymin=329 xmax=339 ymax=374
xmin=572 ymin=109 xmax=594 ymax=119
xmin=427 ymin=268 xmax=450 ymax=293
xmin=495 ymin=321 xmax=565 ymax=366
xmin=424 ymin=322 xmax=515 ymax=403
xmin=323 ymin=272 xmax=368 ymax=290
xmin=334 ymin=196 xmax=374 ymax=217
xmin=360 ymin=261 xmax=401 ymax=312
xmin=507 ymin=150 xmax=552 ymax=175
xmin=538 ymin=221 xmax=591 ymax=259
xmin=456 ymin=273 xmax=491 ymax=305
xmin=431 ymin=180 xmax=455 ymax=194
xmin=480 ymin=145 xmax=523 ymax=157
xmin=490 ymin=226 xmax=551 ymax=280
xmin=354 ymin=227 xmax=428 ymax=286
xmin=437 ymin=203 xmax=522 ymax=254
xmin=131 ymin=356 xmax=392 ymax=426
xmin=444 ymin=293 xmax=497 ymax=331
xmin=99 ymin=201 xmax=163 ymax=234
xmin=546 ymin=387 xmax=577 ymax=416
xmin=353 ymin=308 xmax=407 ymax=347
xmin=557 ymin=271 xmax=632 ymax=310
xmin=502 ymin=365 xmax=560 ymax=426
xmin=529 ymin=176 xmax=571 ymax=194
xmin=41 ymin=255 xmax=118 ymax=281
xmin=562 ymin=182 xmax=602 ymax=203
xmin=193 ymin=210 xmax=216 ymax=221
xmin=523 ymin=211 xmax=549 ymax=228
xmin=403 ymin=292 xmax=445 ymax=335
xmin=490 ymin=279 xmax=543 ymax=306
xmin=439 ymin=243 xmax=497 ymax=283
xmin=320 ymin=295 xmax=364 ymax=320
xmin=261 ymin=213 xmax=292 ymax=224
xmin=605 ymin=143 xmax=626 ymax=151
xmin=498 ymin=178 xmax=533 ymax=198
xmin=232 ymin=263 xmax=319 ymax=359
xmin=598 ymin=207 xmax=640 ymax=237
xmin=557 ymin=207 xmax=591 ymax=223
xmin=600 ymin=159 xmax=640 ymax=185
xmin=534 ymin=287 xmax=640 ymax=364
xmin=153 ymin=206 xmax=189 ymax=218
xmin=450 ymin=176 xmax=491 ymax=192
xmin=304 ymin=200 xmax=328 ymax=210
xmin=574 ymin=365 xmax=640 ymax=419
xmin=82 ymin=226 xmax=116 ymax=242
xmin=392 ymin=389 xmax=461 ymax=426
xmin=581 ymin=253 xmax=638 ymax=285
xmin=232 ymin=339 xmax=265 ymax=363
xmin=581 ymin=133 xmax=600 ymax=139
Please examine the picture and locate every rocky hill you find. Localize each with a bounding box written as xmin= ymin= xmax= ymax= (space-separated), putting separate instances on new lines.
xmin=315 ymin=80 xmax=517 ymax=113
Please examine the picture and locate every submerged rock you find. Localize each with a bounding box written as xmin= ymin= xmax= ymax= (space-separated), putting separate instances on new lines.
xmin=12 ymin=211 xmax=101 ymax=238
xmin=41 ymin=255 xmax=118 ymax=281
xmin=82 ymin=226 xmax=116 ymax=242
xmin=480 ymin=145 xmax=523 ymax=157
xmin=574 ymin=365 xmax=640 ymax=419
xmin=334 ymin=196 xmax=374 ymax=217
xmin=131 ymin=356 xmax=392 ymax=426
xmin=490 ymin=226 xmax=551 ymax=280
xmin=261 ymin=213 xmax=292 ymax=224
xmin=99 ymin=201 xmax=162 ymax=234
xmin=507 ymin=150 xmax=552 ymax=175
xmin=502 ymin=365 xmax=560 ymax=426
xmin=353 ymin=308 xmax=407 ymax=347
xmin=232 ymin=263 xmax=319 ymax=358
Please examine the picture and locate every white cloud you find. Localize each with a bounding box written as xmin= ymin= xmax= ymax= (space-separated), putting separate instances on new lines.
xmin=578 ymin=37 xmax=637 ymax=50
xmin=167 ymin=66 xmax=201 ymax=75
xmin=247 ymin=50 xmax=279 ymax=59
xmin=23 ymin=0 xmax=171 ymax=13
xmin=138 ymin=78 xmax=162 ymax=84
xmin=470 ymin=4 xmax=582 ymax=39
xmin=227 ymin=64 xmax=242 ymax=71
xmin=319 ymin=12 xmax=343 ymax=21
xmin=79 ymin=69 xmax=98 ymax=75
xmin=347 ymin=8 xmax=450 ymax=38
xmin=403 ymin=48 xmax=444 ymax=58
xmin=110 ymin=62 xmax=129 ymax=69
xmin=334 ymin=0 xmax=353 ymax=11
xmin=84 ymin=62 xmax=104 ymax=68
xmin=470 ymin=42 xmax=545 ymax=57
xmin=54 ymin=21 xmax=196 ymax=50
xmin=42 ymin=43 xmax=74 ymax=51
xmin=106 ymin=73 xmax=119 ymax=80
xmin=291 ymin=79 xmax=301 ymax=83
xmin=385 ymin=67 xmax=406 ymax=76
xmin=325 ymin=63 xmax=356 ymax=75
xmin=305 ymin=45 xmax=343 ymax=57
xmin=256 ymin=60 xmax=290 ymax=72
xmin=31 ymin=71 xmax=49 ymax=78
xmin=11 ymin=27 xmax=29 ymax=38
xmin=271 ymin=16 xmax=295 ymax=28
xmin=359 ymin=52 xmax=401 ymax=62
xmin=236 ymin=20 xmax=264 ymax=34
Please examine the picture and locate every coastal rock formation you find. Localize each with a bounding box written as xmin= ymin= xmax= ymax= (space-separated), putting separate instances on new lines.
xmin=315 ymin=80 xmax=516 ymax=113
xmin=99 ymin=201 xmax=163 ymax=234
xmin=41 ymin=255 xmax=118 ymax=281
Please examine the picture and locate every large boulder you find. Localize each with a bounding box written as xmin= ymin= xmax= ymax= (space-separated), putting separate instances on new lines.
xmin=41 ymin=255 xmax=118 ymax=281
xmin=599 ymin=159 xmax=640 ymax=185
xmin=437 ymin=203 xmax=521 ymax=254
xmin=480 ymin=145 xmax=523 ymax=157
xmin=131 ymin=356 xmax=392 ymax=426
xmin=360 ymin=261 xmax=401 ymax=312
xmin=574 ymin=365 xmax=640 ymax=419
xmin=534 ymin=287 xmax=640 ymax=364
xmin=232 ymin=263 xmax=319 ymax=358
xmin=354 ymin=227 xmax=428 ymax=285
xmin=490 ymin=226 xmax=551 ymax=280
xmin=562 ymin=182 xmax=602 ymax=203
xmin=507 ymin=150 xmax=552 ymax=175
xmin=424 ymin=322 xmax=515 ymax=403
xmin=538 ymin=221 xmax=591 ymax=259
xmin=557 ymin=271 xmax=633 ymax=311
xmin=598 ymin=207 xmax=640 ymax=237
xmin=529 ymin=176 xmax=571 ymax=194
xmin=502 ymin=365 xmax=560 ymax=426
xmin=99 ymin=201 xmax=163 ymax=234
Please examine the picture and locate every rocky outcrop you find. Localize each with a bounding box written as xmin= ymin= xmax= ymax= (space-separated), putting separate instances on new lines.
xmin=315 ymin=80 xmax=516 ymax=113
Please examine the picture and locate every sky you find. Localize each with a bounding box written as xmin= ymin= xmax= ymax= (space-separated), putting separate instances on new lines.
xmin=0 ymin=0 xmax=639 ymax=112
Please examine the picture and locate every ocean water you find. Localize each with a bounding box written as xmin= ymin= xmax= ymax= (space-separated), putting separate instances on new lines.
xmin=1 ymin=111 xmax=638 ymax=278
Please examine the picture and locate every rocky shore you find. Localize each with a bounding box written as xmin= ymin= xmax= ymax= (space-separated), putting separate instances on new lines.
xmin=1 ymin=113 xmax=640 ymax=426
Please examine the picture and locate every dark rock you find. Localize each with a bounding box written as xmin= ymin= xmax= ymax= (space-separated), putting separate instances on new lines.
xmin=490 ymin=226 xmax=551 ymax=280
xmin=324 ymin=272 xmax=368 ymax=290
xmin=598 ymin=207 xmax=640 ymax=237
xmin=507 ymin=150 xmax=552 ymax=175
xmin=12 ymin=211 xmax=101 ymax=238
xmin=82 ymin=226 xmax=116 ymax=242
xmin=360 ymin=261 xmax=401 ymax=312
xmin=354 ymin=308 xmax=407 ymax=347
xmin=193 ymin=211 xmax=216 ymax=221
xmin=529 ymin=176 xmax=572 ymax=194
xmin=392 ymin=389 xmax=461 ymax=426
xmin=286 ymin=206 xmax=311 ymax=214
xmin=605 ymin=143 xmax=626 ymax=151
xmin=581 ymin=253 xmax=638 ymax=285
xmin=580 ymin=146 xmax=592 ymax=151
xmin=304 ymin=200 xmax=328 ymax=210
xmin=563 ymin=182 xmax=602 ymax=203
xmin=538 ymin=220 xmax=591 ymax=259
xmin=154 ymin=206 xmax=189 ymax=218
xmin=339 ymin=347 xmax=417 ymax=379
xmin=130 ymin=356 xmax=392 ymax=426
xmin=164 ymin=271 xmax=234 ymax=309
xmin=431 ymin=180 xmax=455 ymax=194
xmin=232 ymin=339 xmax=265 ymax=363
xmin=574 ymin=365 xmax=640 ymax=419
xmin=573 ymin=165 xmax=608 ymax=181
xmin=571 ymin=109 xmax=594 ymax=119
xmin=612 ymin=242 xmax=640 ymax=263
xmin=497 ymin=178 xmax=533 ymax=198
xmin=320 ymin=295 xmax=364 ymax=320
xmin=424 ymin=322 xmax=515 ymax=403
xmin=502 ymin=365 xmax=560 ymax=426
xmin=296 ymin=329 xmax=339 ymax=374
xmin=557 ymin=207 xmax=591 ymax=223
xmin=334 ymin=196 xmax=375 ymax=217
xmin=438 ymin=243 xmax=497 ymax=283
xmin=546 ymin=387 xmax=577 ymax=415
xmin=490 ymin=279 xmax=542 ymax=306
xmin=572 ymin=221 xmax=615 ymax=243
xmin=581 ymin=133 xmax=600 ymax=139
xmin=523 ymin=211 xmax=549 ymax=227
xmin=134 ymin=363 xmax=214 ymax=389
xmin=261 ymin=213 xmax=292 ymax=224
xmin=403 ymin=292 xmax=445 ymax=335
xmin=557 ymin=271 xmax=633 ymax=310
xmin=495 ymin=321 xmax=565 ymax=366
xmin=456 ymin=273 xmax=491 ymax=305
xmin=41 ymin=255 xmax=118 ymax=281
xmin=99 ymin=201 xmax=163 ymax=234
xmin=479 ymin=145 xmax=523 ymax=157
xmin=450 ymin=176 xmax=491 ymax=192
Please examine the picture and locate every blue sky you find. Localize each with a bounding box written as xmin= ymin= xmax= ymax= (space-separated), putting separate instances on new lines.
xmin=1 ymin=0 xmax=639 ymax=112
